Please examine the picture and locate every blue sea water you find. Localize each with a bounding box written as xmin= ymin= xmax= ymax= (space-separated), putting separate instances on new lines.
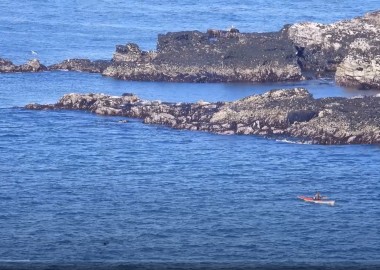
xmin=1 ymin=0 xmax=380 ymax=267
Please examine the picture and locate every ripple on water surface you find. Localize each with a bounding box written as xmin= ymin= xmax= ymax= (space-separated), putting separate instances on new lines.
xmin=0 ymin=107 xmax=380 ymax=262
xmin=1 ymin=0 xmax=380 ymax=264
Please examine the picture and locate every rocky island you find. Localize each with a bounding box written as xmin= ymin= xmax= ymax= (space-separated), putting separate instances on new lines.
xmin=1 ymin=10 xmax=380 ymax=89
xmin=25 ymin=88 xmax=380 ymax=145
xmin=103 ymin=10 xmax=380 ymax=87
xmin=6 ymin=10 xmax=380 ymax=145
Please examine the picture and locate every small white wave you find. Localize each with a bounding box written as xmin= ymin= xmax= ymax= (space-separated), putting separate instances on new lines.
xmin=276 ymin=138 xmax=312 ymax=145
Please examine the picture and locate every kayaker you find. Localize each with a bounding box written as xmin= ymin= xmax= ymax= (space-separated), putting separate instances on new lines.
xmin=313 ymin=191 xmax=322 ymax=200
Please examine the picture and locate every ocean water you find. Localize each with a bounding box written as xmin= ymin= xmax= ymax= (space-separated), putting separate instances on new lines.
xmin=1 ymin=0 xmax=380 ymax=267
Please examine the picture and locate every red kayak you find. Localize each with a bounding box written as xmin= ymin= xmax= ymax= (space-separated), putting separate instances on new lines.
xmin=298 ymin=196 xmax=335 ymax=206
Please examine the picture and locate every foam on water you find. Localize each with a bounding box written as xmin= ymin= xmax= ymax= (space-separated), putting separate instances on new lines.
xmin=275 ymin=138 xmax=312 ymax=145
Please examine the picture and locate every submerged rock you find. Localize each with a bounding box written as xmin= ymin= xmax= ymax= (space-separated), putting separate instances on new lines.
xmin=25 ymin=88 xmax=380 ymax=145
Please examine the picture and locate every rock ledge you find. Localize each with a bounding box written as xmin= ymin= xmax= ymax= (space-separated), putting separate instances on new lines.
xmin=25 ymin=88 xmax=380 ymax=145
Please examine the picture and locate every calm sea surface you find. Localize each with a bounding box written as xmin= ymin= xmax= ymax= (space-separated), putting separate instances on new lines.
xmin=1 ymin=0 xmax=380 ymax=266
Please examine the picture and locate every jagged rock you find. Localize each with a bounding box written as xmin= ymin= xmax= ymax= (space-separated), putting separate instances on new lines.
xmin=335 ymin=39 xmax=380 ymax=89
xmin=286 ymin=10 xmax=380 ymax=80
xmin=0 ymin=58 xmax=46 ymax=73
xmin=0 ymin=58 xmax=18 ymax=72
xmin=25 ymin=88 xmax=380 ymax=145
xmin=48 ymin=59 xmax=111 ymax=73
xmin=19 ymin=59 xmax=47 ymax=72
xmin=113 ymin=43 xmax=156 ymax=63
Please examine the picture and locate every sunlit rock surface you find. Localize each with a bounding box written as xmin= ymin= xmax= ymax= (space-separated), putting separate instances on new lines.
xmin=25 ymin=88 xmax=380 ymax=145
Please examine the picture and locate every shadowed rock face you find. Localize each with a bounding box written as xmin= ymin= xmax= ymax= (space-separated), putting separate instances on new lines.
xmin=0 ymin=58 xmax=47 ymax=72
xmin=25 ymin=88 xmax=380 ymax=145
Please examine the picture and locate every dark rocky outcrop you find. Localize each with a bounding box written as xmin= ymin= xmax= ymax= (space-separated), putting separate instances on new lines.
xmin=103 ymin=29 xmax=303 ymax=83
xmin=48 ymin=59 xmax=111 ymax=73
xmin=103 ymin=10 xmax=380 ymax=87
xmin=25 ymin=88 xmax=380 ymax=145
xmin=0 ymin=58 xmax=47 ymax=73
